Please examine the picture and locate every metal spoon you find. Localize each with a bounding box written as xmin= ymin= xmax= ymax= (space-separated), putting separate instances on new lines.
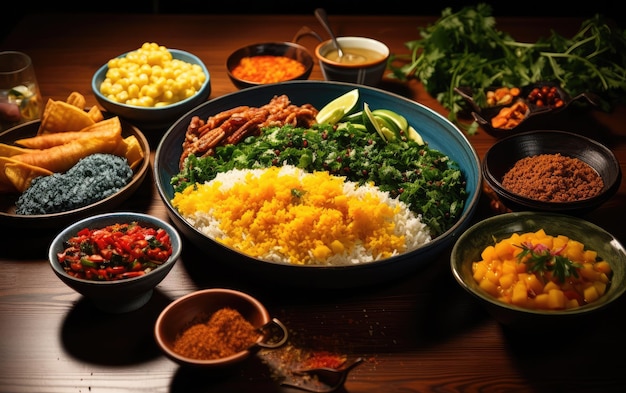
xmin=314 ymin=8 xmax=344 ymax=61
xmin=249 ymin=318 xmax=289 ymax=351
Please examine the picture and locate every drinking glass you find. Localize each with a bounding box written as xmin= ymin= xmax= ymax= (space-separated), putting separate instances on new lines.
xmin=0 ymin=51 xmax=43 ymax=131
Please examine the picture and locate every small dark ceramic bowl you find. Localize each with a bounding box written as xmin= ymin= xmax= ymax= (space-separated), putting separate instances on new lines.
xmin=92 ymin=49 xmax=211 ymax=132
xmin=154 ymin=288 xmax=288 ymax=368
xmin=49 ymin=212 xmax=182 ymax=313
xmin=451 ymin=212 xmax=626 ymax=331
xmin=482 ymin=130 xmax=621 ymax=215
xmin=226 ymin=42 xmax=314 ymax=89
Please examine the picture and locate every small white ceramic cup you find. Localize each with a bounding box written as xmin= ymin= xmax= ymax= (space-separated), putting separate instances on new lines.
xmin=314 ymin=37 xmax=390 ymax=86
xmin=0 ymin=51 xmax=43 ymax=131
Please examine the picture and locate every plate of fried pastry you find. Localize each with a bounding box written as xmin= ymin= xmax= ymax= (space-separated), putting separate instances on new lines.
xmin=0 ymin=92 xmax=150 ymax=229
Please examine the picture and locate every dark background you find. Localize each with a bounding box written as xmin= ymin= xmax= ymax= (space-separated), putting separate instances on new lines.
xmin=2 ymin=1 xmax=623 ymax=42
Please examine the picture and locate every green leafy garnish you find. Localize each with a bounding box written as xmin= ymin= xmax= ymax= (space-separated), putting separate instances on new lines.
xmin=387 ymin=3 xmax=626 ymax=134
xmin=291 ymin=188 xmax=305 ymax=198
xmin=515 ymin=242 xmax=583 ymax=283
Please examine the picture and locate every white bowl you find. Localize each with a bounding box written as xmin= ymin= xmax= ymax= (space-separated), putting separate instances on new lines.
xmin=315 ymin=37 xmax=390 ymax=86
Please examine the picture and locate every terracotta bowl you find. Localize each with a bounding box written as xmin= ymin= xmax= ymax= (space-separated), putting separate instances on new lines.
xmin=154 ymin=288 xmax=288 ymax=368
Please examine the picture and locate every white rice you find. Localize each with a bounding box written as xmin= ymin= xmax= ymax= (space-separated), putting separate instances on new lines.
xmin=176 ymin=165 xmax=432 ymax=266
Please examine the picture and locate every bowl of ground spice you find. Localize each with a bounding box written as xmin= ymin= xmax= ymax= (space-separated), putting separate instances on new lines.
xmin=226 ymin=42 xmax=314 ymax=89
xmin=154 ymin=288 xmax=288 ymax=368
xmin=483 ymin=130 xmax=621 ymax=215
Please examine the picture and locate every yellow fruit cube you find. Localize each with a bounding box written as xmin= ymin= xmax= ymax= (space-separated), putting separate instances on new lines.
xmin=511 ymin=281 xmax=528 ymax=307
xmin=479 ymin=278 xmax=499 ymax=297
xmin=499 ymin=273 xmax=516 ymax=290
xmin=547 ymin=289 xmax=566 ymax=309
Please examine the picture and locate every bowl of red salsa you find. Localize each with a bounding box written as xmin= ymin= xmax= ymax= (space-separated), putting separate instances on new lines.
xmin=226 ymin=42 xmax=314 ymax=89
xmin=49 ymin=212 xmax=182 ymax=313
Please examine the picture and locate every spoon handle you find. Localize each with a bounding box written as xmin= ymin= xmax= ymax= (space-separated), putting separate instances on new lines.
xmin=314 ymin=8 xmax=344 ymax=58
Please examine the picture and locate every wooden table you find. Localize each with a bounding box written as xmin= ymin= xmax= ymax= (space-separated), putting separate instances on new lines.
xmin=2 ymin=13 xmax=625 ymax=393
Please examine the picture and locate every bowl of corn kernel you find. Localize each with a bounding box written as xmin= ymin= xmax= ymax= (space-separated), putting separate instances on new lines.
xmin=92 ymin=42 xmax=211 ymax=133
xmin=450 ymin=212 xmax=626 ymax=332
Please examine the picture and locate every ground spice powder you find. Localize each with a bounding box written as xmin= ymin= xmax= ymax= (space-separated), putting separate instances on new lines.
xmin=172 ymin=307 xmax=259 ymax=360
xmin=501 ymin=153 xmax=604 ymax=202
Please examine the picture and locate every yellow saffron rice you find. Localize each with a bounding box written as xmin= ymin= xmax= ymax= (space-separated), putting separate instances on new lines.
xmin=171 ymin=165 xmax=431 ymax=265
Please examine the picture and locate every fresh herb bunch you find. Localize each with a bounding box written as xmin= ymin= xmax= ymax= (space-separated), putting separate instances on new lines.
xmin=387 ymin=3 xmax=626 ymax=134
xmin=515 ymin=241 xmax=583 ymax=284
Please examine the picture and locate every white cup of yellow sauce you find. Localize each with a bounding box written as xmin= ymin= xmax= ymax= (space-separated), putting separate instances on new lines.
xmin=314 ymin=37 xmax=390 ymax=86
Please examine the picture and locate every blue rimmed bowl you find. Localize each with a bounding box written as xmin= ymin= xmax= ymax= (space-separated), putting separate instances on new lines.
xmin=92 ymin=48 xmax=211 ymax=132
xmin=154 ymin=81 xmax=482 ymax=289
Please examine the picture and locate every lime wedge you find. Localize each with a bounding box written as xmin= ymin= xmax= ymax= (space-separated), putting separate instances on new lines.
xmin=342 ymin=110 xmax=364 ymax=124
xmin=363 ymin=102 xmax=387 ymax=142
xmin=371 ymin=109 xmax=409 ymax=133
xmin=315 ymin=89 xmax=359 ymax=125
xmin=9 ymin=85 xmax=30 ymax=97
xmin=318 ymin=108 xmax=345 ymax=125
xmin=408 ymin=126 xmax=424 ymax=145
xmin=374 ymin=114 xmax=399 ymax=141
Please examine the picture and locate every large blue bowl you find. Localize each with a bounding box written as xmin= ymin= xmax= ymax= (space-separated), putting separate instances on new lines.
xmin=154 ymin=81 xmax=481 ymax=289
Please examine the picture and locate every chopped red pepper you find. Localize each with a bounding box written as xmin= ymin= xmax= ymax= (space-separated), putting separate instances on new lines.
xmin=56 ymin=221 xmax=173 ymax=281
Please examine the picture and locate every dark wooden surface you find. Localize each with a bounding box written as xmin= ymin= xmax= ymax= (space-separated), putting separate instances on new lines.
xmin=1 ymin=13 xmax=625 ymax=393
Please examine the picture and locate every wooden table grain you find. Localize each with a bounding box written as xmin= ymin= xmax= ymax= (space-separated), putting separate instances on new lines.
xmin=1 ymin=13 xmax=625 ymax=393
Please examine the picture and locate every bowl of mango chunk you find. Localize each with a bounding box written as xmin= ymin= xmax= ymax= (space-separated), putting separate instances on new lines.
xmin=450 ymin=212 xmax=626 ymax=332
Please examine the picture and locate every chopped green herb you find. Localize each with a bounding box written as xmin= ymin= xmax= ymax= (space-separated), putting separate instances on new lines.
xmin=515 ymin=241 xmax=583 ymax=283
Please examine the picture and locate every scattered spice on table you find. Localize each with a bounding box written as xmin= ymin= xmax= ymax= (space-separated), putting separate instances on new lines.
xmin=258 ymin=343 xmax=351 ymax=390
xmin=501 ymin=153 xmax=604 ymax=202
xmin=231 ymin=56 xmax=306 ymax=83
xmin=172 ymin=307 xmax=259 ymax=360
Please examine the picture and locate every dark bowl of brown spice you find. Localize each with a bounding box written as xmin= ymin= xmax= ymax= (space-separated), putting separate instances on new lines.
xmin=154 ymin=288 xmax=288 ymax=368
xmin=482 ymin=130 xmax=621 ymax=215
